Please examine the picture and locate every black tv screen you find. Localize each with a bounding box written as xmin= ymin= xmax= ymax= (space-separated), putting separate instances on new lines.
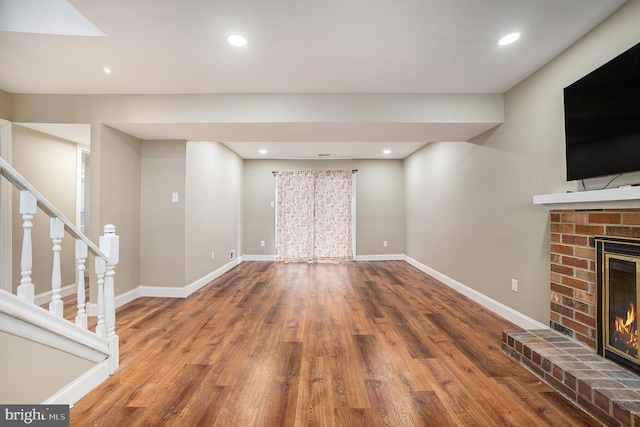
xmin=564 ymin=41 xmax=640 ymax=181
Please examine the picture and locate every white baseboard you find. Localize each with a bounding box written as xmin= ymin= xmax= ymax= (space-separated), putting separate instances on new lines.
xmin=243 ymin=255 xmax=276 ymax=261
xmin=35 ymin=283 xmax=77 ymax=306
xmin=43 ymin=360 xmax=110 ymax=406
xmin=184 ymin=257 xmax=242 ymax=296
xmin=141 ymin=286 xmax=188 ymax=298
xmin=354 ymin=254 xmax=405 ymax=261
xmin=87 ymin=258 xmax=242 ymax=313
xmin=88 ymin=288 xmax=140 ymax=316
xmin=243 ymin=254 xmax=404 ymax=262
xmin=403 ymin=255 xmax=547 ymax=330
xmin=94 ymin=258 xmax=244 ymax=303
xmin=115 ymin=286 xmax=141 ymax=307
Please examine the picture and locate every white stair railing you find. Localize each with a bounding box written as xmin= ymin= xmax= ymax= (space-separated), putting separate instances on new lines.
xmin=0 ymin=156 xmax=119 ymax=374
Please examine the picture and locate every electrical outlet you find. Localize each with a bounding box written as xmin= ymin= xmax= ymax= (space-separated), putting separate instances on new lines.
xmin=511 ymin=279 xmax=518 ymax=292
xmin=172 ymin=192 xmax=179 ymax=203
xmin=260 ymin=240 xmax=265 ymax=247
xmin=211 ymin=251 xmax=215 ymax=260
xmin=383 ymin=241 xmax=388 ymax=247
xmin=230 ymin=250 xmax=235 ymax=260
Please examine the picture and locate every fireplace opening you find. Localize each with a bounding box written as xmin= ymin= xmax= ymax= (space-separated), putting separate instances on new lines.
xmin=596 ymin=237 xmax=640 ymax=374
xmin=608 ymin=259 xmax=637 ymax=355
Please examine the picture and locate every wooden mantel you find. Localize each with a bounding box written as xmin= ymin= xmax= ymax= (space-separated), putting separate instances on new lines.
xmin=533 ymin=186 xmax=640 ymax=210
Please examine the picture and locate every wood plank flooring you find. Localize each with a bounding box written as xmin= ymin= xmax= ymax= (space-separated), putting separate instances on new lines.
xmin=69 ymin=261 xmax=600 ymax=426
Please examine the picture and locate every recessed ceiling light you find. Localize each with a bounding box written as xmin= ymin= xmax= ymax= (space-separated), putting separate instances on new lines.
xmin=498 ymin=32 xmax=520 ymax=46
xmin=259 ymin=149 xmax=267 ymax=154
xmin=103 ymin=67 xmax=112 ymax=75
xmin=383 ymin=149 xmax=391 ymax=155
xmin=227 ymin=34 xmax=247 ymax=47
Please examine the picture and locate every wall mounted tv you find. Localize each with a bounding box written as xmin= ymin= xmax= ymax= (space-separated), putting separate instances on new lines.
xmin=564 ymin=41 xmax=640 ymax=181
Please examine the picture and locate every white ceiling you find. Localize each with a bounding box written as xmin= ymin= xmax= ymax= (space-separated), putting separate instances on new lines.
xmin=0 ymin=0 xmax=628 ymax=159
xmin=111 ymin=120 xmax=498 ymax=159
xmin=16 ymin=122 xmax=91 ymax=146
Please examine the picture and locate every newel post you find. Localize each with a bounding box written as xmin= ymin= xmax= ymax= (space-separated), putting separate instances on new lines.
xmin=99 ymin=224 xmax=119 ymax=374
xmin=17 ymin=191 xmax=37 ymax=303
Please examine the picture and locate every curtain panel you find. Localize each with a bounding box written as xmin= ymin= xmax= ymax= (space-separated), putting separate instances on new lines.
xmin=276 ymin=170 xmax=353 ymax=262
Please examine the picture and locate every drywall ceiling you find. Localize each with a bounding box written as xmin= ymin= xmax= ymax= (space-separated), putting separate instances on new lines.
xmin=0 ymin=0 xmax=627 ymax=158
xmin=15 ymin=122 xmax=90 ymax=147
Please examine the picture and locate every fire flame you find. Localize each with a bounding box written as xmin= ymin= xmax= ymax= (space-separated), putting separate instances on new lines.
xmin=614 ymin=302 xmax=638 ymax=351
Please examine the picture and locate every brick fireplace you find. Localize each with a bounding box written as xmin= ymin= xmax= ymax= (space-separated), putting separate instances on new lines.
xmin=500 ymin=190 xmax=640 ymax=426
xmin=549 ymin=208 xmax=640 ymax=350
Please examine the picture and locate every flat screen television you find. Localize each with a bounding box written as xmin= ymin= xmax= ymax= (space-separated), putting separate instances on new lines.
xmin=564 ymin=41 xmax=640 ymax=181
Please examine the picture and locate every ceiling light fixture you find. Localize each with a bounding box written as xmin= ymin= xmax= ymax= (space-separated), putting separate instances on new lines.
xmin=383 ymin=149 xmax=391 ymax=155
xmin=103 ymin=67 xmax=112 ymax=75
xmin=259 ymin=149 xmax=267 ymax=154
xmin=498 ymin=32 xmax=520 ymax=46
xmin=227 ymin=34 xmax=247 ymax=47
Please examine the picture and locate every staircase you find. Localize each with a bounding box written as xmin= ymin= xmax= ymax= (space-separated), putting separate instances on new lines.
xmin=0 ymin=156 xmax=119 ymax=405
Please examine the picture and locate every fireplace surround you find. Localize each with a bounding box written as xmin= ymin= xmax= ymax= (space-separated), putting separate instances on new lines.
xmin=547 ymin=208 xmax=640 ymax=353
xmin=530 ymin=188 xmax=640 ymax=363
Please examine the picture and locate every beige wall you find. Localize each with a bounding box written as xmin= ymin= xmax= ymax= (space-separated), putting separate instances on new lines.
xmin=5 ymin=92 xmax=496 ymax=288
xmin=405 ymin=0 xmax=640 ymax=324
xmin=185 ymin=141 xmax=243 ymax=283
xmin=243 ymin=159 xmax=405 ymax=256
xmin=0 ymin=331 xmax=96 ymax=403
xmin=11 ymin=125 xmax=77 ymax=295
xmin=0 ymin=90 xmax=10 ymax=120
xmin=97 ymin=126 xmax=141 ymax=295
xmin=115 ymin=138 xmax=242 ymax=289
xmin=140 ymin=140 xmax=186 ymax=287
xmin=7 ymin=93 xmax=480 ymax=289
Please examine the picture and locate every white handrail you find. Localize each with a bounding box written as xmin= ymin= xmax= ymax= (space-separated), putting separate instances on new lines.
xmin=0 ymin=155 xmax=119 ymax=374
xmin=0 ymin=157 xmax=109 ymax=262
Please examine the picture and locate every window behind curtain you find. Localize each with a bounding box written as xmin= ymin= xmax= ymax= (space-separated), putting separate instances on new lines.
xmin=276 ymin=170 xmax=353 ymax=262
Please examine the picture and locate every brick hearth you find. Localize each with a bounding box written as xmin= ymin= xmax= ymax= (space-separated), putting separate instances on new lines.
xmin=503 ymin=329 xmax=640 ymax=426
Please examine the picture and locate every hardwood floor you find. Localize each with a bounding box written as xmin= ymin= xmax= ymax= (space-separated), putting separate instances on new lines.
xmin=70 ymin=261 xmax=600 ymax=426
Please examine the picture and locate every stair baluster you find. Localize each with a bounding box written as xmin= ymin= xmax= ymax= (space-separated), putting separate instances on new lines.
xmin=49 ymin=217 xmax=64 ymax=317
xmin=17 ymin=190 xmax=37 ymax=303
xmin=95 ymin=257 xmax=106 ymax=338
xmin=75 ymin=240 xmax=88 ymax=329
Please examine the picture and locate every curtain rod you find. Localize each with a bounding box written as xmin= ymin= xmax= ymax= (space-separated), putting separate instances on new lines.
xmin=272 ymin=169 xmax=358 ymax=176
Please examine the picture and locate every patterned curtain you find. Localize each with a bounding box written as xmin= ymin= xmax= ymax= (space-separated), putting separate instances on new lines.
xmin=276 ymin=171 xmax=315 ymax=262
xmin=276 ymin=170 xmax=353 ymax=262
